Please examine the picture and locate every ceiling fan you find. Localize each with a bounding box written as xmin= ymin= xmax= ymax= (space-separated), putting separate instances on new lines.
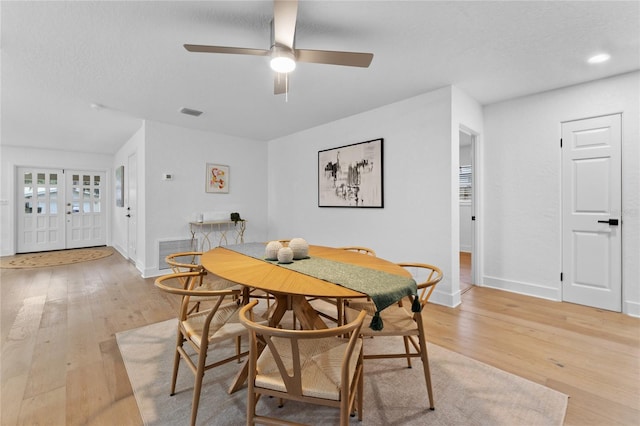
xmin=184 ymin=0 xmax=374 ymax=95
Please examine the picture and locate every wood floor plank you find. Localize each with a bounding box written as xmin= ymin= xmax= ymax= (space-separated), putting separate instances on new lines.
xmin=18 ymin=386 xmax=66 ymax=426
xmin=547 ymin=378 xmax=640 ymax=426
xmin=1 ymin=374 xmax=29 ymax=425
xmin=66 ymin=360 xmax=118 ymax=426
xmin=23 ymin=323 xmax=67 ymax=399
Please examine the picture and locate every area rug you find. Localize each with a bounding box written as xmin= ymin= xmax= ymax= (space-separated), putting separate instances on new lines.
xmin=0 ymin=246 xmax=113 ymax=268
xmin=117 ymin=319 xmax=568 ymax=426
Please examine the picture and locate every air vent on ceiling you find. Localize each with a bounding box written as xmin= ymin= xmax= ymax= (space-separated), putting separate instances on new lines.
xmin=180 ymin=107 xmax=203 ymax=117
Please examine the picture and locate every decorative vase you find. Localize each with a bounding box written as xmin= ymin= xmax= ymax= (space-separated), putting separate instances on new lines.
xmin=265 ymin=241 xmax=283 ymax=260
xmin=277 ymin=247 xmax=294 ymax=264
xmin=288 ymin=238 xmax=309 ymax=260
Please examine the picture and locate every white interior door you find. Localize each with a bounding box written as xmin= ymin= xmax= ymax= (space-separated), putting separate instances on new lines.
xmin=65 ymin=171 xmax=106 ymax=249
xmin=17 ymin=168 xmax=66 ymax=252
xmin=562 ymin=114 xmax=621 ymax=311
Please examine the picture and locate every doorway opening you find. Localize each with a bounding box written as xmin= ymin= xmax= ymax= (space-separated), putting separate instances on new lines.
xmin=459 ymin=129 xmax=476 ymax=294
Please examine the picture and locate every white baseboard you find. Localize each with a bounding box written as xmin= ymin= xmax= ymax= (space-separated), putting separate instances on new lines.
xmin=482 ymin=275 xmax=561 ymax=301
xmin=429 ymin=288 xmax=461 ymax=308
xmin=624 ymin=300 xmax=640 ymax=317
xmin=142 ymin=267 xmax=170 ymax=279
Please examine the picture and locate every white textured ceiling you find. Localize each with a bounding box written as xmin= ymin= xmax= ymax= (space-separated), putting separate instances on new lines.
xmin=2 ymin=1 xmax=639 ymax=154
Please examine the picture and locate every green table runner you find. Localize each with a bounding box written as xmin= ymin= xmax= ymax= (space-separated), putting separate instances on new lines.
xmin=224 ymin=243 xmax=418 ymax=330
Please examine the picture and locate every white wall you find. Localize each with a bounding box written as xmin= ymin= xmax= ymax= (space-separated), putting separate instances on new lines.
xmin=483 ymin=71 xmax=640 ymax=315
xmin=268 ymin=86 xmax=464 ymax=306
xmin=0 ymin=145 xmax=113 ymax=255
xmin=142 ymin=121 xmax=268 ymax=277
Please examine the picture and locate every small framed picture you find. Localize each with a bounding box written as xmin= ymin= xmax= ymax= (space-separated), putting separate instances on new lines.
xmin=205 ymin=163 xmax=229 ymax=193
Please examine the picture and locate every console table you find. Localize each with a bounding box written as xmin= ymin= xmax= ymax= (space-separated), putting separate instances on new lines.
xmin=189 ymin=220 xmax=246 ymax=251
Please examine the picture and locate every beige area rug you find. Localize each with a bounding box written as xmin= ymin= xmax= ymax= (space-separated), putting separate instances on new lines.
xmin=117 ymin=319 xmax=568 ymax=426
xmin=0 ymin=246 xmax=113 ymax=268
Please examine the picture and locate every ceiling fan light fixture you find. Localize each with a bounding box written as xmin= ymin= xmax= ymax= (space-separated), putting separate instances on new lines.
xmin=270 ymin=46 xmax=296 ymax=73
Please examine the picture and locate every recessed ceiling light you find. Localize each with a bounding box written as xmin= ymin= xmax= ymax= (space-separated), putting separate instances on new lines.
xmin=588 ymin=53 xmax=611 ymax=64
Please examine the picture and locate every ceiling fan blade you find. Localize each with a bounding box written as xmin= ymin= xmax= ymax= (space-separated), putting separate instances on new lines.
xmin=296 ymin=49 xmax=373 ymax=67
xmin=274 ymin=72 xmax=288 ymax=95
xmin=273 ymin=0 xmax=298 ymax=49
xmin=184 ymin=44 xmax=269 ymax=56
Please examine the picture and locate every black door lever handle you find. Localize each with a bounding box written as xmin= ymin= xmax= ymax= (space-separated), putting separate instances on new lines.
xmin=597 ymin=219 xmax=619 ymax=226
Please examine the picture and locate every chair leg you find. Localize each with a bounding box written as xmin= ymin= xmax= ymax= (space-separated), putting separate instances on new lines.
xmin=402 ymin=336 xmax=413 ymax=368
xmin=417 ymin=328 xmax=435 ymax=410
xmin=340 ymin=393 xmax=349 ymax=426
xmin=357 ymin=363 xmax=364 ymax=421
xmin=246 ymin=386 xmax=257 ymax=426
xmin=171 ymin=329 xmax=183 ymax=395
xmin=190 ymin=348 xmax=208 ymax=426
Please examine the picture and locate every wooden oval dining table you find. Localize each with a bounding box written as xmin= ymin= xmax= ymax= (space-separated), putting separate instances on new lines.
xmin=201 ymin=243 xmax=414 ymax=393
xmin=202 ymin=243 xmax=412 ymax=330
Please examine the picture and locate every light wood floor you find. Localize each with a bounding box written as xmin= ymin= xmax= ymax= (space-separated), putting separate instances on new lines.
xmin=460 ymin=251 xmax=473 ymax=294
xmin=1 ymin=251 xmax=638 ymax=425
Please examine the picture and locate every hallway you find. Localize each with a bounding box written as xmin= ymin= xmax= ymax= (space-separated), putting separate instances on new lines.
xmin=460 ymin=251 xmax=473 ymax=294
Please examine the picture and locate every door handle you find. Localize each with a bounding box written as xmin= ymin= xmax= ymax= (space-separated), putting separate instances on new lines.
xmin=126 ymin=214 xmax=131 ymax=218
xmin=597 ymin=219 xmax=619 ymax=226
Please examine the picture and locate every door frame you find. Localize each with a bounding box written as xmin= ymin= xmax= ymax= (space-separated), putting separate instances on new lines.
xmin=560 ymin=113 xmax=622 ymax=311
xmin=126 ymin=152 xmax=138 ymax=264
xmin=459 ymin=125 xmax=482 ymax=287
xmin=13 ymin=165 xmax=109 ymax=253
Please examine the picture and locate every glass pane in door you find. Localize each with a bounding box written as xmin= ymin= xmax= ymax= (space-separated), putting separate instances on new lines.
xmin=37 ymin=187 xmax=46 ymax=214
xmin=50 ymin=187 xmax=58 ymax=214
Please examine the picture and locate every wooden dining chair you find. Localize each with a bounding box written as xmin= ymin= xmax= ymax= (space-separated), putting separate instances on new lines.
xmin=239 ymin=300 xmax=367 ymax=426
xmin=344 ymin=262 xmax=443 ymax=411
xmin=308 ymin=246 xmax=377 ymax=327
xmin=165 ymin=251 xmax=241 ymax=313
xmin=155 ymin=271 xmax=265 ymax=426
xmin=337 ymin=246 xmax=377 ymax=257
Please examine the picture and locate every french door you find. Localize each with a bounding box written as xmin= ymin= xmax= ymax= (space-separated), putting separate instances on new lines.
xmin=17 ymin=168 xmax=106 ymax=253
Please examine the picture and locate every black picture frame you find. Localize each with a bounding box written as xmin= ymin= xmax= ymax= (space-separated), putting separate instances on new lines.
xmin=318 ymin=138 xmax=383 ymax=208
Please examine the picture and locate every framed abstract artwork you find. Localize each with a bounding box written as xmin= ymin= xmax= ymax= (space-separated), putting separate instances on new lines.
xmin=318 ymin=138 xmax=383 ymax=208
xmin=206 ymin=163 xmax=229 ymax=193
